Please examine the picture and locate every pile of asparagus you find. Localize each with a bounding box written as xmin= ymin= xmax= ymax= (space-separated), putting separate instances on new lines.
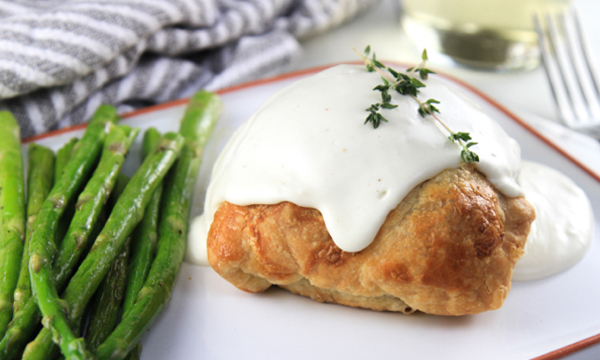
xmin=0 ymin=91 xmax=222 ymax=360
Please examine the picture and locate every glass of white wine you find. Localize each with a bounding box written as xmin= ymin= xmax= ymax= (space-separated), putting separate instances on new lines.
xmin=401 ymin=0 xmax=570 ymax=71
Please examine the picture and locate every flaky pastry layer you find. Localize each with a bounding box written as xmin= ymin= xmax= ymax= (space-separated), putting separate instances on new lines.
xmin=207 ymin=165 xmax=535 ymax=315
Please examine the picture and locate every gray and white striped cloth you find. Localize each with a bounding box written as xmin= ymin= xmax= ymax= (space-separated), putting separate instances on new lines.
xmin=0 ymin=0 xmax=377 ymax=138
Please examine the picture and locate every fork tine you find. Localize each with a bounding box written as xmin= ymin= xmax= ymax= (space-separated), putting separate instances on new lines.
xmin=546 ymin=12 xmax=590 ymax=123
xmin=535 ymin=13 xmax=576 ymax=126
xmin=562 ymin=9 xmax=600 ymax=121
xmin=573 ymin=9 xmax=600 ymax=114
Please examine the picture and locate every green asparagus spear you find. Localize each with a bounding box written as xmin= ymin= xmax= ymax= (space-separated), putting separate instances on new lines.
xmin=85 ymin=175 xmax=130 ymax=352
xmin=0 ymin=300 xmax=39 ymax=359
xmin=28 ymin=123 xmax=137 ymax=360
xmin=108 ymin=174 xmax=130 ymax=210
xmin=48 ymin=200 xmax=110 ymax=360
xmin=142 ymin=128 xmax=161 ymax=159
xmin=122 ymin=128 xmax=162 ymax=315
xmin=18 ymin=206 xmax=108 ymax=360
xmin=0 ymin=106 xmax=118 ymax=359
xmin=54 ymin=138 xmax=77 ymax=184
xmin=13 ymin=144 xmax=55 ymax=314
xmin=24 ymin=133 xmax=184 ymax=360
xmin=55 ymin=137 xmax=79 ymax=246
xmin=120 ymin=129 xmax=162 ymax=360
xmin=0 ymin=112 xmax=26 ymax=339
xmin=85 ymin=236 xmax=131 ymax=353
xmin=95 ymin=91 xmax=222 ymax=360
xmin=53 ymin=174 xmax=130 ymax=310
xmin=51 ymin=322 xmax=84 ymax=359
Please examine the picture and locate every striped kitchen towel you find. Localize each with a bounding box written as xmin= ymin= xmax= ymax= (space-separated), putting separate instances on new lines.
xmin=0 ymin=0 xmax=377 ymax=138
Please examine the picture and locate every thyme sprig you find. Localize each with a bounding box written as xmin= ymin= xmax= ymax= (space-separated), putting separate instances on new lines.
xmin=365 ymin=77 xmax=398 ymax=128
xmin=352 ymin=46 xmax=480 ymax=164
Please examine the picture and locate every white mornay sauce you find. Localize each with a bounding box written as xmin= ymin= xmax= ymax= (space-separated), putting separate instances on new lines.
xmin=512 ymin=161 xmax=594 ymax=281
xmin=187 ymin=65 xmax=522 ymax=265
xmin=186 ymin=64 xmax=524 ymax=266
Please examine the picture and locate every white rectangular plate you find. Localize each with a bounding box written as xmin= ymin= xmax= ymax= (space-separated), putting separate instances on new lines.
xmin=26 ymin=65 xmax=600 ymax=360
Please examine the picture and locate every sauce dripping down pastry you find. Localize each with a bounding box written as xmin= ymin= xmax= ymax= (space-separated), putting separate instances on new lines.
xmin=189 ymin=64 xmax=524 ymax=261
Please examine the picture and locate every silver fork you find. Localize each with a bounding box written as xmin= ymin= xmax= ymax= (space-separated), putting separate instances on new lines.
xmin=534 ymin=8 xmax=600 ymax=138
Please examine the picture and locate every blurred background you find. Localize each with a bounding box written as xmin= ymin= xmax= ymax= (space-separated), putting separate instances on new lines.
xmin=3 ymin=0 xmax=599 ymax=143
xmin=297 ymin=0 xmax=600 ymax=125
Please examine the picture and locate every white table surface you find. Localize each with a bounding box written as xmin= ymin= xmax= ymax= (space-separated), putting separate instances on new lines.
xmin=293 ymin=0 xmax=600 ymax=359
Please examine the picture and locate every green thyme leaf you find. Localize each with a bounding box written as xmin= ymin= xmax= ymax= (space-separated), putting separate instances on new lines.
xmin=364 ymin=103 xmax=389 ymax=129
xmin=410 ymin=77 xmax=426 ymax=88
xmin=418 ymin=98 xmax=441 ymax=118
xmin=448 ymin=132 xmax=472 ymax=142
xmin=381 ymin=92 xmax=391 ymax=103
xmin=461 ymin=148 xmax=480 ymax=163
xmin=418 ymin=68 xmax=437 ymax=80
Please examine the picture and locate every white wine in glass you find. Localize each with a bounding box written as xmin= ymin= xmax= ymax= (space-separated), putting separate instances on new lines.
xmin=401 ymin=0 xmax=570 ymax=70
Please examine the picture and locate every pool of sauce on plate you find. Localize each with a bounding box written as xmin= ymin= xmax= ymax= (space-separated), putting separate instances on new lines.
xmin=512 ymin=161 xmax=594 ymax=281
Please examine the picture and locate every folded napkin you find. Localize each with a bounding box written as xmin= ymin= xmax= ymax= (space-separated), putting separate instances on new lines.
xmin=0 ymin=0 xmax=377 ymax=138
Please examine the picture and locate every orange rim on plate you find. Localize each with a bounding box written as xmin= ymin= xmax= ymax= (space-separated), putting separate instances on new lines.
xmin=21 ymin=63 xmax=600 ymax=359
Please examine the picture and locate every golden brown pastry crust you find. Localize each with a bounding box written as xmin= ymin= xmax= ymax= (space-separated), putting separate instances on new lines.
xmin=207 ymin=165 xmax=535 ymax=316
